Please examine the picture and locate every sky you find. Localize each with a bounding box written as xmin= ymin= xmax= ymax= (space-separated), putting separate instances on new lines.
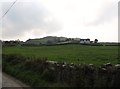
xmin=0 ymin=0 xmax=119 ymax=42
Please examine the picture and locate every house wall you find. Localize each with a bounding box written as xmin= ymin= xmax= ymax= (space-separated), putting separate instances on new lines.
xmin=80 ymin=40 xmax=90 ymax=44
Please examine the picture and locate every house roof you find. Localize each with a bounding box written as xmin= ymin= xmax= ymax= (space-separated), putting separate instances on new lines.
xmin=80 ymin=39 xmax=90 ymax=41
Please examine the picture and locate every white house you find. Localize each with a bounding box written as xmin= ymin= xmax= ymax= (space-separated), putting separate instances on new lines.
xmin=80 ymin=39 xmax=90 ymax=44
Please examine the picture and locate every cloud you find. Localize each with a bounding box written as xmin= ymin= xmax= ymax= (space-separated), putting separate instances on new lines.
xmin=85 ymin=1 xmax=118 ymax=26
xmin=1 ymin=0 xmax=118 ymax=42
xmin=2 ymin=1 xmax=62 ymax=40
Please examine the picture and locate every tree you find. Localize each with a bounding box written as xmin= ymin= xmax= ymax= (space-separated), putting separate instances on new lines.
xmin=94 ymin=39 xmax=98 ymax=43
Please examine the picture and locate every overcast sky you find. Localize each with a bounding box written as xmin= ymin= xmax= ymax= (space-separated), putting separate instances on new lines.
xmin=0 ymin=0 xmax=119 ymax=42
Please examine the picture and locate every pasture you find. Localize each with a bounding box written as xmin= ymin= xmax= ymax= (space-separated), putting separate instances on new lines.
xmin=2 ymin=44 xmax=119 ymax=65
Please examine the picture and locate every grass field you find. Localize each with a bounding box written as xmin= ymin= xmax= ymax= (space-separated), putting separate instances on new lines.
xmin=2 ymin=44 xmax=119 ymax=65
xmin=2 ymin=44 xmax=120 ymax=87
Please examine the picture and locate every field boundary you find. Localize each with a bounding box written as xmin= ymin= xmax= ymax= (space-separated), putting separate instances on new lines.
xmin=2 ymin=54 xmax=120 ymax=88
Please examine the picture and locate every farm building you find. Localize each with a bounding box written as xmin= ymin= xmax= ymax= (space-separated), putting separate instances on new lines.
xmin=80 ymin=39 xmax=90 ymax=44
xmin=73 ymin=38 xmax=80 ymax=41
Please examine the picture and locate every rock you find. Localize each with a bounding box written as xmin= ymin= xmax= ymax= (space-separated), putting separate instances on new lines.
xmin=89 ymin=64 xmax=94 ymax=67
xmin=70 ymin=65 xmax=74 ymax=68
xmin=105 ymin=63 xmax=113 ymax=70
xmin=62 ymin=64 xmax=66 ymax=68
xmin=115 ymin=64 xmax=120 ymax=69
xmin=70 ymin=63 xmax=74 ymax=66
xmin=101 ymin=68 xmax=107 ymax=71
xmin=105 ymin=63 xmax=112 ymax=67
xmin=46 ymin=60 xmax=57 ymax=64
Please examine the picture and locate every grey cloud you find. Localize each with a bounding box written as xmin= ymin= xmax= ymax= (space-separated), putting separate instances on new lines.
xmin=85 ymin=2 xmax=117 ymax=26
xmin=2 ymin=1 xmax=62 ymax=40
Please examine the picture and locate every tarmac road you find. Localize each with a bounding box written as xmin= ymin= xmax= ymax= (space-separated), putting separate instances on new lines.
xmin=2 ymin=72 xmax=30 ymax=88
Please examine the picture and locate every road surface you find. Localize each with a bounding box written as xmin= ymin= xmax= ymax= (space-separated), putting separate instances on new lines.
xmin=2 ymin=72 xmax=30 ymax=88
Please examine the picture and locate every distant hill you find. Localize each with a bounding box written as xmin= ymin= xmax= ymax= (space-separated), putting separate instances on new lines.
xmin=25 ymin=36 xmax=71 ymax=45
xmin=25 ymin=36 xmax=81 ymax=45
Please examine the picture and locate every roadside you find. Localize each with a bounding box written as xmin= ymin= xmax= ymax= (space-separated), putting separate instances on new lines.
xmin=2 ymin=72 xmax=30 ymax=88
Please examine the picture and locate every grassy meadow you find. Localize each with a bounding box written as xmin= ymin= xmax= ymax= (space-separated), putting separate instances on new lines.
xmin=2 ymin=44 xmax=119 ymax=65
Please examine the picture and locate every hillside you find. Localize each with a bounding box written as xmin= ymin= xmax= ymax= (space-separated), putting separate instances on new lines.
xmin=25 ymin=36 xmax=80 ymax=45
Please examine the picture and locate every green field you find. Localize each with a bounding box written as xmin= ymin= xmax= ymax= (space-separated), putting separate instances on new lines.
xmin=2 ymin=44 xmax=119 ymax=65
xmin=2 ymin=44 xmax=120 ymax=87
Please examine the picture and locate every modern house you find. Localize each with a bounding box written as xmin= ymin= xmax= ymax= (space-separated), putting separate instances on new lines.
xmin=80 ymin=39 xmax=90 ymax=44
xmin=80 ymin=38 xmax=98 ymax=44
